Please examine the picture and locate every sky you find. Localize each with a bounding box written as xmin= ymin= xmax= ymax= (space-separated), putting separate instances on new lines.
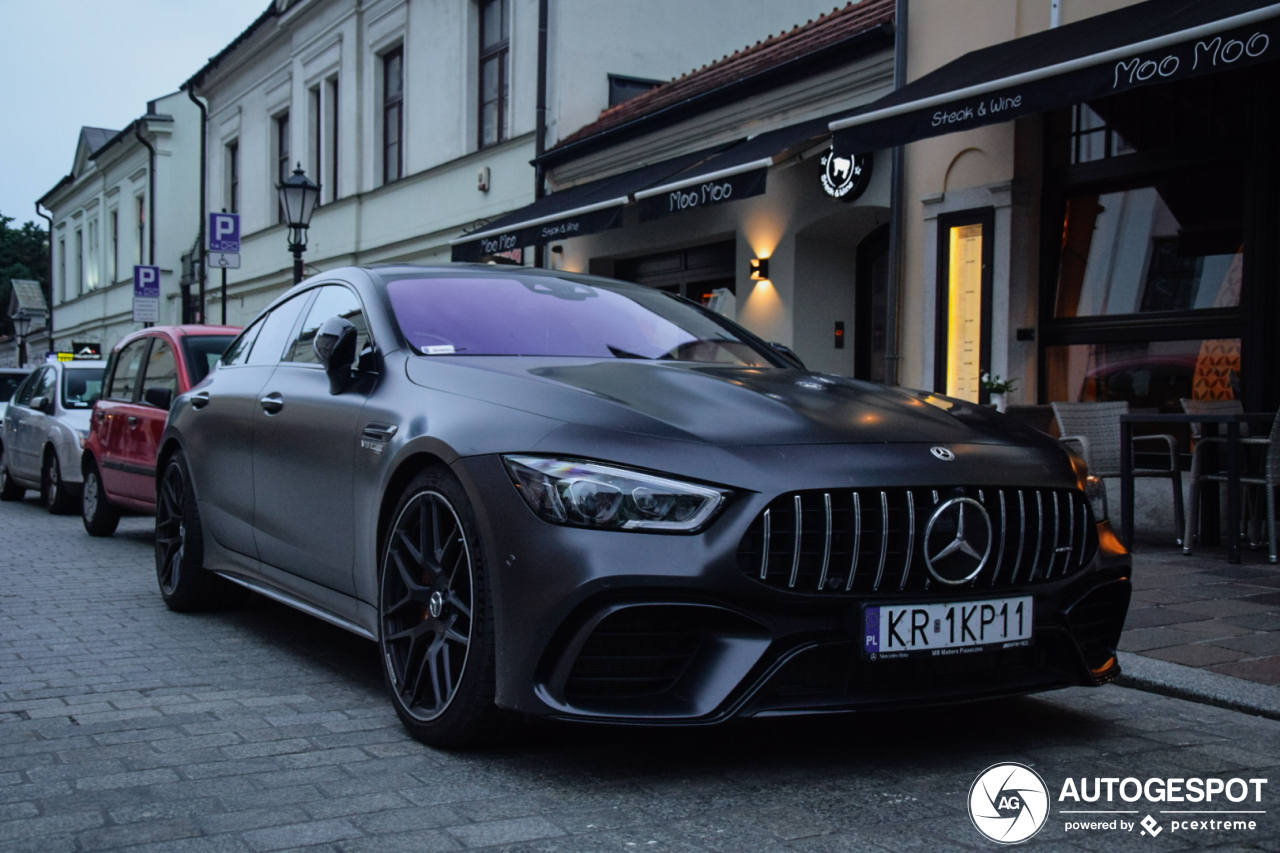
xmin=0 ymin=0 xmax=271 ymax=225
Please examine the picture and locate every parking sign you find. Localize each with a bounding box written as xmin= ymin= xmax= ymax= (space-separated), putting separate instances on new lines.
xmin=133 ymin=265 xmax=160 ymax=323
xmin=208 ymin=212 xmax=241 ymax=253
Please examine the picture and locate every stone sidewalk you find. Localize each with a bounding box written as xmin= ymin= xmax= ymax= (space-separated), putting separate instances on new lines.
xmin=1122 ymin=533 xmax=1280 ymax=686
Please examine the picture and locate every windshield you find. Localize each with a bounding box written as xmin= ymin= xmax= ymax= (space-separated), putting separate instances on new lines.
xmin=62 ymin=366 xmax=104 ymax=409
xmin=385 ymin=275 xmax=777 ymax=367
xmin=182 ymin=335 xmax=237 ymax=385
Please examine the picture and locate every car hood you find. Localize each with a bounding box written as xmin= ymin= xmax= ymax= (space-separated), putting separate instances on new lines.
xmin=405 ymin=356 xmax=1055 ymax=448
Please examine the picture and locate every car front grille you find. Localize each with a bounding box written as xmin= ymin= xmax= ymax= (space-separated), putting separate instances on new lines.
xmin=736 ymin=486 xmax=1097 ymax=595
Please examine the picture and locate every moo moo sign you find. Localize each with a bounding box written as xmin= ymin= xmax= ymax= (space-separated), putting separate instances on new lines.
xmin=833 ymin=17 xmax=1280 ymax=159
xmin=638 ymin=168 xmax=767 ymax=222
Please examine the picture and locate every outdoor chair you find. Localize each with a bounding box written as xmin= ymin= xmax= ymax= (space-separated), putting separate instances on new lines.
xmin=1051 ymin=401 xmax=1184 ymax=543
xmin=1182 ymin=406 xmax=1279 ymax=563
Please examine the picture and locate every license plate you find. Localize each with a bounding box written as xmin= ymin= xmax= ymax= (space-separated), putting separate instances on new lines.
xmin=863 ymin=596 xmax=1033 ymax=660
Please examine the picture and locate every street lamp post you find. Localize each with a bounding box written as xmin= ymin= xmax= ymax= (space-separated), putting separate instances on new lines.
xmin=13 ymin=315 xmax=32 ymax=369
xmin=276 ymin=164 xmax=321 ymax=284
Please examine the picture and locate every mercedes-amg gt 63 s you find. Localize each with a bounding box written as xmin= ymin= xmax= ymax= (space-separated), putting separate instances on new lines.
xmin=158 ymin=265 xmax=1131 ymax=747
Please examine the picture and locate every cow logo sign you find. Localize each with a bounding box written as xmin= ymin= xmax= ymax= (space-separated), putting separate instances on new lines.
xmin=968 ymin=763 xmax=1050 ymax=844
xmin=820 ymin=147 xmax=873 ymax=202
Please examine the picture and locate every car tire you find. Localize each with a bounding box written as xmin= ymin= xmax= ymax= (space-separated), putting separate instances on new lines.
xmin=0 ymin=459 xmax=24 ymax=501
xmin=81 ymin=459 xmax=120 ymax=537
xmin=155 ymin=450 xmax=237 ymax=611
xmin=42 ymin=452 xmax=77 ymax=515
xmin=379 ymin=466 xmax=514 ymax=748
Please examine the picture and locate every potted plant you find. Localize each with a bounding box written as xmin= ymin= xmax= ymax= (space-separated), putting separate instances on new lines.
xmin=981 ymin=373 xmax=1017 ymax=413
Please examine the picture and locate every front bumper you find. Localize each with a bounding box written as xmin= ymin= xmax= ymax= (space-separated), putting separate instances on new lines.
xmin=455 ymin=454 xmax=1132 ymax=724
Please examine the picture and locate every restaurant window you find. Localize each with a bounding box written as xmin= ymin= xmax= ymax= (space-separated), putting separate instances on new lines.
xmin=935 ymin=210 xmax=992 ymax=404
xmin=276 ymin=112 xmax=290 ymax=223
xmin=383 ymin=47 xmax=404 ymax=184
xmin=613 ymin=241 xmax=736 ymax=308
xmin=478 ymin=0 xmax=509 ymax=149
xmin=1041 ymin=69 xmax=1253 ymax=410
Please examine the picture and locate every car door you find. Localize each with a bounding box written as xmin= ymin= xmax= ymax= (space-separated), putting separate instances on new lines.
xmin=251 ymin=284 xmax=372 ymax=595
xmin=4 ymin=368 xmax=42 ymax=480
xmin=12 ymin=367 xmax=56 ymax=480
xmin=97 ymin=338 xmax=151 ymax=499
xmin=124 ymin=336 xmax=179 ymax=503
xmin=185 ymin=294 xmax=310 ymax=559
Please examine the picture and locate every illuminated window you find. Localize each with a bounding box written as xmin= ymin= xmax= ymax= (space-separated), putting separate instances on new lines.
xmin=935 ymin=212 xmax=992 ymax=403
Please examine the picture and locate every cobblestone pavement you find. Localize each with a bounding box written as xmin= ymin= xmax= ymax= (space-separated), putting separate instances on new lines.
xmin=3 ymin=496 xmax=1280 ymax=852
xmin=1121 ymin=535 xmax=1280 ymax=685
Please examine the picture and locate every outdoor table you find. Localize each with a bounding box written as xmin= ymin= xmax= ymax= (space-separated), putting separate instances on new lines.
xmin=1119 ymin=412 xmax=1274 ymax=564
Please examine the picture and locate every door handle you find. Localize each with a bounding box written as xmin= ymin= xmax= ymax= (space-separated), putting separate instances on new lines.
xmin=191 ymin=392 xmax=211 ymax=410
xmin=127 ymin=416 xmax=139 ymax=427
xmin=259 ymin=393 xmax=284 ymax=415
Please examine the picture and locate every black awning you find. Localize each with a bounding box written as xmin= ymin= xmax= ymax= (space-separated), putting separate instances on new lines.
xmin=634 ymin=115 xmax=831 ymax=222
xmin=831 ymin=0 xmax=1280 ymax=157
xmin=450 ymin=147 xmax=728 ymax=262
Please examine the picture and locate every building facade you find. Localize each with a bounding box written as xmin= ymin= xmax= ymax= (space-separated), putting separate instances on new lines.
xmin=452 ymin=1 xmax=897 ymax=377
xmin=184 ymin=0 xmax=848 ymax=325
xmin=38 ymin=91 xmax=202 ymax=356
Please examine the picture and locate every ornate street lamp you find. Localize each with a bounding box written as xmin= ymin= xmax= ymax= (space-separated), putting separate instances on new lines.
xmin=13 ymin=315 xmax=32 ymax=368
xmin=276 ymin=163 xmax=321 ymax=284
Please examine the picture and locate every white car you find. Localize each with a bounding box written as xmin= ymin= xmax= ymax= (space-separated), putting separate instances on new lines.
xmin=0 ymin=360 xmax=107 ymax=512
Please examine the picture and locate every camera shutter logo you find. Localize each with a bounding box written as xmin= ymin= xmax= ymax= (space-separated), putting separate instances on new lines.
xmin=968 ymin=763 xmax=1049 ymax=844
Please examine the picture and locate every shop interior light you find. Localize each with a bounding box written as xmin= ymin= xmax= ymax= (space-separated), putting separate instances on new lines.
xmin=750 ymin=257 xmax=770 ymax=281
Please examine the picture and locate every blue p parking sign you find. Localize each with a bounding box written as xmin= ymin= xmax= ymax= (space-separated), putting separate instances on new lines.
xmin=133 ymin=265 xmax=160 ymax=323
xmin=209 ymin=212 xmax=241 ymax=253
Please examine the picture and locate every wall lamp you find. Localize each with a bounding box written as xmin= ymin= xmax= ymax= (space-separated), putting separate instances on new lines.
xmin=749 ymin=257 xmax=770 ymax=281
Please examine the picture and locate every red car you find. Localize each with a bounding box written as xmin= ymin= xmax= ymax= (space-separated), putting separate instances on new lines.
xmin=81 ymin=325 xmax=240 ymax=536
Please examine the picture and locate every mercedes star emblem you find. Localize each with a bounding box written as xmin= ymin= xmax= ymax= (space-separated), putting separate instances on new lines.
xmin=931 ymin=446 xmax=955 ymax=461
xmin=923 ymin=497 xmax=993 ymax=585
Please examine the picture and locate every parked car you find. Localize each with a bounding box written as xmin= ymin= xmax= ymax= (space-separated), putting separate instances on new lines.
xmin=81 ymin=326 xmax=240 ymax=536
xmin=158 ymin=266 xmax=1131 ymax=748
xmin=0 ymin=366 xmax=35 ymax=429
xmin=0 ymin=358 xmax=107 ymax=512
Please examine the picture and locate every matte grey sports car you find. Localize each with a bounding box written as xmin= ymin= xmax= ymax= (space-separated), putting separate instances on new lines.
xmin=158 ymin=265 xmax=1131 ymax=747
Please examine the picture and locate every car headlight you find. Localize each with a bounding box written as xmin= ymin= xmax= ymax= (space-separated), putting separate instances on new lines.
xmin=76 ymin=428 xmax=91 ymax=449
xmin=502 ymin=455 xmax=728 ymax=533
xmin=1066 ymin=449 xmax=1108 ymax=523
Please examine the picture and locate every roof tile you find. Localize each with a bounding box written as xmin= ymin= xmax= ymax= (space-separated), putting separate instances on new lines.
xmin=555 ymin=0 xmax=894 ymax=149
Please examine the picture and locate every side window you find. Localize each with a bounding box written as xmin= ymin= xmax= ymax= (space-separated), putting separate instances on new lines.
xmin=108 ymin=340 xmax=150 ymax=401
xmin=220 ymin=319 xmax=264 ymax=367
xmin=285 ymin=285 xmax=368 ymax=364
xmin=247 ymin=293 xmax=311 ymax=365
xmin=141 ymin=338 xmax=178 ymax=402
xmin=32 ymin=368 xmax=57 ymax=404
xmin=16 ymin=368 xmax=44 ymax=406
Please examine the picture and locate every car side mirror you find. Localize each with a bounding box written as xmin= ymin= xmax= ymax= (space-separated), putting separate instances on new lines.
xmin=768 ymin=342 xmax=806 ymax=370
xmin=30 ymin=395 xmax=53 ymax=415
xmin=144 ymin=387 xmax=172 ymax=411
xmin=314 ymin=315 xmax=358 ymax=395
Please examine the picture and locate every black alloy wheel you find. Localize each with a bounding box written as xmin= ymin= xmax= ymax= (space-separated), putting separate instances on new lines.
xmin=42 ymin=452 xmax=76 ymax=515
xmin=154 ymin=450 xmax=234 ymax=611
xmin=379 ymin=467 xmax=509 ymax=748
xmin=81 ymin=459 xmax=120 ymax=537
xmin=0 ymin=459 xmax=24 ymax=501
